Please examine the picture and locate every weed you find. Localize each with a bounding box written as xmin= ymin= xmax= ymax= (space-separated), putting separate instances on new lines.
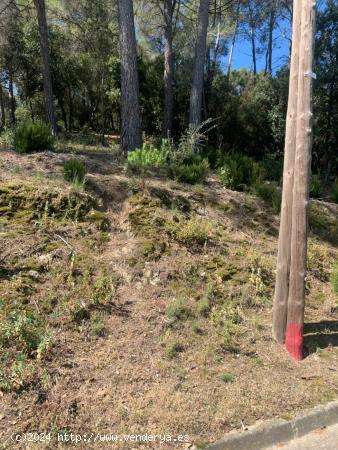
xmin=221 ymin=372 xmax=235 ymax=383
xmin=168 ymin=216 xmax=211 ymax=247
xmin=126 ymin=142 xmax=169 ymax=174
xmin=64 ymin=159 xmax=87 ymax=187
xmin=254 ymin=182 xmax=281 ymax=213
xmin=331 ymin=260 xmax=338 ymax=296
xmin=165 ymin=341 xmax=184 ymax=359
xmin=167 ymin=298 xmax=192 ymax=322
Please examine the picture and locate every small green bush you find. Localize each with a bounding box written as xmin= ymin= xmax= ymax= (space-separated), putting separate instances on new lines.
xmin=332 ymin=181 xmax=338 ymax=204
xmin=165 ymin=341 xmax=184 ymax=359
xmin=13 ymin=122 xmax=55 ymax=153
xmin=331 ymin=260 xmax=338 ymax=296
xmin=64 ymin=159 xmax=87 ymax=185
xmin=254 ymin=182 xmax=281 ymax=213
xmin=167 ymin=298 xmax=192 ymax=322
xmin=310 ymin=174 xmax=324 ymax=199
xmin=126 ymin=142 xmax=169 ymax=174
xmin=221 ymin=372 xmax=235 ymax=383
xmin=168 ymin=216 xmax=211 ymax=246
xmin=168 ymin=155 xmax=209 ymax=184
xmin=218 ymin=152 xmax=264 ymax=190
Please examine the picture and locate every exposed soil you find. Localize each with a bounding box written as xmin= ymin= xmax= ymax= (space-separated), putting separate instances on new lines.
xmin=0 ymin=149 xmax=337 ymax=450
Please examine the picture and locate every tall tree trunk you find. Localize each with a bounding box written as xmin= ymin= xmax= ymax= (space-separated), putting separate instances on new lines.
xmin=286 ymin=0 xmax=316 ymax=361
xmin=273 ymin=0 xmax=302 ymax=344
xmin=0 ymin=82 xmax=5 ymax=130
xmin=265 ymin=6 xmax=275 ymax=75
xmin=118 ymin=0 xmax=141 ymax=153
xmin=227 ymin=1 xmax=240 ymax=77
xmin=33 ymin=0 xmax=57 ymax=135
xmin=163 ymin=0 xmax=175 ymax=138
xmin=189 ymin=0 xmax=209 ymax=127
xmin=8 ymin=68 xmax=16 ymax=125
xmin=250 ymin=21 xmax=257 ymax=75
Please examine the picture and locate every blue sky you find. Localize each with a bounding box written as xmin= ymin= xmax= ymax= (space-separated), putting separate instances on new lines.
xmin=231 ymin=17 xmax=292 ymax=73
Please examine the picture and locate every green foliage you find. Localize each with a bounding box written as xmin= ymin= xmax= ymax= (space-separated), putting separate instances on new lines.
xmin=331 ymin=260 xmax=338 ymax=296
xmin=168 ymin=155 xmax=209 ymax=184
xmin=167 ymin=121 xmax=211 ymax=184
xmin=63 ymin=159 xmax=87 ymax=185
xmin=332 ymin=182 xmax=338 ymax=204
xmin=254 ymin=182 xmax=281 ymax=213
xmin=126 ymin=142 xmax=169 ymax=174
xmin=218 ymin=152 xmax=264 ymax=190
xmin=168 ymin=216 xmax=211 ymax=247
xmin=165 ymin=341 xmax=184 ymax=360
xmin=310 ymin=174 xmax=324 ymax=199
xmin=0 ymin=310 xmax=47 ymax=355
xmin=167 ymin=298 xmax=192 ymax=322
xmin=221 ymin=372 xmax=235 ymax=383
xmin=13 ymin=122 xmax=55 ymax=153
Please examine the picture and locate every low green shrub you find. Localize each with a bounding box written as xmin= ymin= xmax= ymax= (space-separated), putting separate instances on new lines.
xmin=168 ymin=216 xmax=211 ymax=246
xmin=254 ymin=182 xmax=281 ymax=213
xmin=126 ymin=142 xmax=169 ymax=174
xmin=13 ymin=121 xmax=55 ymax=153
xmin=260 ymin=156 xmax=283 ymax=182
xmin=165 ymin=341 xmax=184 ymax=359
xmin=221 ymin=372 xmax=235 ymax=383
xmin=310 ymin=174 xmax=324 ymax=199
xmin=218 ymin=152 xmax=263 ymax=190
xmin=331 ymin=260 xmax=338 ymax=296
xmin=168 ymin=155 xmax=209 ymax=184
xmin=332 ymin=181 xmax=338 ymax=204
xmin=64 ymin=159 xmax=87 ymax=185
xmin=167 ymin=298 xmax=192 ymax=322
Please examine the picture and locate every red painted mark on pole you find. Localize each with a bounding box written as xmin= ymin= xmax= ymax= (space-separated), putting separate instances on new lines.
xmin=285 ymin=323 xmax=303 ymax=361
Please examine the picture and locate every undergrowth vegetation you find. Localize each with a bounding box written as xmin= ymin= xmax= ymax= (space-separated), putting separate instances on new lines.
xmin=63 ymin=159 xmax=87 ymax=187
xmin=13 ymin=122 xmax=55 ymax=153
xmin=0 ymin=179 xmax=111 ymax=391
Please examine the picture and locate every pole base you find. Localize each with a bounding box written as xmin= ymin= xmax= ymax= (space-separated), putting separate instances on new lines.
xmin=285 ymin=323 xmax=303 ymax=361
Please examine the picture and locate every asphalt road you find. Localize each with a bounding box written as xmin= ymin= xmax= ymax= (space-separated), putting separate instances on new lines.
xmin=266 ymin=423 xmax=338 ymax=450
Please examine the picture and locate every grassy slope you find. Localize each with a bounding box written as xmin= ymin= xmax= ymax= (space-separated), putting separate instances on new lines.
xmin=0 ymin=148 xmax=337 ymax=449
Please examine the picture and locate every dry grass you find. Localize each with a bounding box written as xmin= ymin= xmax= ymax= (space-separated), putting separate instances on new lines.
xmin=0 ymin=148 xmax=337 ymax=449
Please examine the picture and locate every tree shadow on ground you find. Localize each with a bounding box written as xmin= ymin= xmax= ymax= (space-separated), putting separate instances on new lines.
xmin=304 ymin=321 xmax=338 ymax=356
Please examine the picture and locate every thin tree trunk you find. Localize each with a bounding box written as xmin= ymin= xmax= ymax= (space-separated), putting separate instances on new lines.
xmin=163 ymin=0 xmax=175 ymax=138
xmin=286 ymin=0 xmax=316 ymax=361
xmin=250 ymin=21 xmax=257 ymax=75
xmin=33 ymin=0 xmax=57 ymax=135
xmin=0 ymin=82 xmax=5 ymax=130
xmin=189 ymin=0 xmax=209 ymax=127
xmin=272 ymin=0 xmax=302 ymax=344
xmin=118 ymin=0 xmax=141 ymax=153
xmin=8 ymin=69 xmax=16 ymax=125
xmin=266 ymin=7 xmax=275 ymax=75
xmin=227 ymin=1 xmax=240 ymax=77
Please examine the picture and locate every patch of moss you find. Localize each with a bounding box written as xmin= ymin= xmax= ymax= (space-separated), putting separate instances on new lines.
xmin=0 ymin=181 xmax=97 ymax=223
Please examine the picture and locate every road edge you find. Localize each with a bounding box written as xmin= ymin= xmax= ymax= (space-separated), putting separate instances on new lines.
xmin=205 ymin=399 xmax=338 ymax=450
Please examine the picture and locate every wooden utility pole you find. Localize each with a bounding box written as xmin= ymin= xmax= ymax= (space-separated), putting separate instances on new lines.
xmin=286 ymin=0 xmax=316 ymax=361
xmin=273 ymin=0 xmax=316 ymax=361
xmin=272 ymin=0 xmax=302 ymax=344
